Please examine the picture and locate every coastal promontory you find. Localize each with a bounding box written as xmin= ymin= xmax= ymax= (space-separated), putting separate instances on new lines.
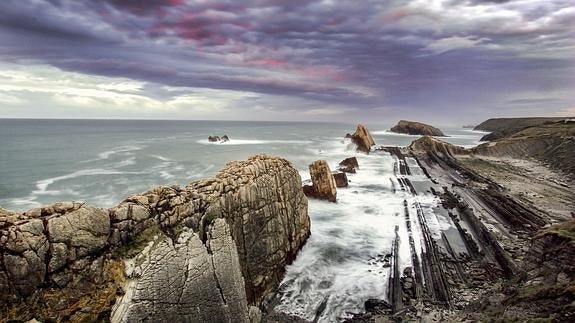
xmin=0 ymin=155 xmax=310 ymax=322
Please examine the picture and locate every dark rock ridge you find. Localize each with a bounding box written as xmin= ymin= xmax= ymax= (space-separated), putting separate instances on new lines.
xmin=390 ymin=120 xmax=446 ymax=137
xmin=209 ymin=134 xmax=230 ymax=143
xmin=0 ymin=155 xmax=310 ymax=322
xmin=303 ymin=160 xmax=337 ymax=202
xmin=350 ymin=124 xmax=376 ymax=153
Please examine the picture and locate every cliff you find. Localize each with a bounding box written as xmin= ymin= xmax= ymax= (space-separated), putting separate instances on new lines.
xmin=474 ymin=117 xmax=572 ymax=141
xmin=390 ymin=120 xmax=446 ymax=137
xmin=0 ymin=155 xmax=310 ymax=322
xmin=473 ymin=121 xmax=575 ymax=175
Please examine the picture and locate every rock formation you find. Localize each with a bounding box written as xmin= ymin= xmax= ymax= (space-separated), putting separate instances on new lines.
xmin=333 ymin=172 xmax=349 ymax=188
xmin=338 ymin=157 xmax=359 ymax=173
xmin=209 ymin=135 xmax=230 ymax=143
xmin=303 ymin=160 xmax=337 ymax=202
xmin=0 ymin=155 xmax=310 ymax=322
xmin=408 ymin=136 xmax=468 ymax=159
xmin=390 ymin=120 xmax=446 ymax=137
xmin=351 ymin=124 xmax=376 ymax=153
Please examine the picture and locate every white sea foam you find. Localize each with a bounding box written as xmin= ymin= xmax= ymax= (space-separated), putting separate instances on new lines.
xmin=277 ymin=152 xmax=418 ymax=321
xmin=33 ymin=169 xmax=139 ymax=196
xmin=116 ymin=157 xmax=136 ymax=168
xmin=150 ymin=155 xmax=172 ymax=162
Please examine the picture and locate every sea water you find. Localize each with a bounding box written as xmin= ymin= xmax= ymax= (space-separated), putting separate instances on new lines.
xmin=0 ymin=119 xmax=486 ymax=321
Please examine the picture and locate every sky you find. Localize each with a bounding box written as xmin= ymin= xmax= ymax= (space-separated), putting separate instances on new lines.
xmin=0 ymin=0 xmax=574 ymax=124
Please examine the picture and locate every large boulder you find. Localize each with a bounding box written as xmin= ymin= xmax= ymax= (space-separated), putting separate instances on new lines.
xmin=339 ymin=157 xmax=359 ymax=173
xmin=390 ymin=120 xmax=446 ymax=137
xmin=351 ymin=124 xmax=376 ymax=153
xmin=333 ymin=172 xmax=349 ymax=188
xmin=304 ymin=160 xmax=337 ymax=202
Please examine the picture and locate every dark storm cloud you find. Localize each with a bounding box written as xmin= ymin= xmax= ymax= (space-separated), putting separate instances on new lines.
xmin=0 ymin=0 xmax=574 ymax=120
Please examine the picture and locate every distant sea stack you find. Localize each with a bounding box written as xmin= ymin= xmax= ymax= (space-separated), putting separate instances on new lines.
xmin=390 ymin=120 xmax=446 ymax=137
xmin=350 ymin=124 xmax=376 ymax=153
xmin=0 ymin=155 xmax=310 ymax=322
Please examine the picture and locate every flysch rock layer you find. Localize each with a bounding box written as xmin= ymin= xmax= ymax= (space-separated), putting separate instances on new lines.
xmin=0 ymin=154 xmax=310 ymax=322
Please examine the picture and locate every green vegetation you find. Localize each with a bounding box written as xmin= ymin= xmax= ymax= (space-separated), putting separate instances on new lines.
xmin=113 ymin=226 xmax=164 ymax=259
xmin=537 ymin=220 xmax=575 ymax=241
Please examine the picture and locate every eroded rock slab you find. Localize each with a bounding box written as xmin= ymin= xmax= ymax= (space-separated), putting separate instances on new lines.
xmin=304 ymin=160 xmax=337 ymax=202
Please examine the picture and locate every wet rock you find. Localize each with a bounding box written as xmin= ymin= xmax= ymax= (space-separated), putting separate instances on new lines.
xmin=304 ymin=160 xmax=337 ymax=202
xmin=351 ymin=124 xmax=376 ymax=153
xmin=333 ymin=172 xmax=349 ymax=188
xmin=338 ymin=157 xmax=359 ymax=173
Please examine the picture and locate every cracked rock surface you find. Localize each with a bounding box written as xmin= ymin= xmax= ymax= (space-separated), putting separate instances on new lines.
xmin=0 ymin=154 xmax=310 ymax=322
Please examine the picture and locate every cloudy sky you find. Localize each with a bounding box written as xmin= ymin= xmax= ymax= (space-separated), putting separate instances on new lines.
xmin=0 ymin=0 xmax=573 ymax=124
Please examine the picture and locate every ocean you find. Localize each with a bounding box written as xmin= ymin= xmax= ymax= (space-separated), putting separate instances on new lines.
xmin=0 ymin=119 xmax=486 ymax=321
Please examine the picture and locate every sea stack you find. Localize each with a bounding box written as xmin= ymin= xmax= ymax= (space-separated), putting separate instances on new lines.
xmin=390 ymin=120 xmax=445 ymax=137
xmin=351 ymin=124 xmax=376 ymax=153
xmin=303 ymin=160 xmax=337 ymax=202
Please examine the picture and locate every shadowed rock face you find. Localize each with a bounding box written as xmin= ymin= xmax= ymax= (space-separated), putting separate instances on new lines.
xmin=390 ymin=120 xmax=445 ymax=137
xmin=351 ymin=124 xmax=376 ymax=153
xmin=0 ymin=155 xmax=310 ymax=322
xmin=333 ymin=172 xmax=349 ymax=188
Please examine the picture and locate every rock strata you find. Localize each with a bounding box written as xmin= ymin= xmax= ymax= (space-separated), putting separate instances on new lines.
xmin=0 ymin=154 xmax=310 ymax=322
xmin=390 ymin=120 xmax=445 ymax=137
xmin=303 ymin=160 xmax=337 ymax=202
xmin=351 ymin=124 xmax=376 ymax=153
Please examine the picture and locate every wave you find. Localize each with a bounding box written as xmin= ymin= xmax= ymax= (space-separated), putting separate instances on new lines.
xmin=34 ymin=168 xmax=141 ymax=195
xmin=149 ymin=155 xmax=172 ymax=162
xmin=116 ymin=157 xmax=136 ymax=168
xmin=81 ymin=145 xmax=145 ymax=163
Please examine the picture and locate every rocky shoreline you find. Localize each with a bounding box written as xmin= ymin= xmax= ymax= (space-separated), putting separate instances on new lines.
xmin=1 ymin=121 xmax=574 ymax=322
xmin=348 ymin=132 xmax=574 ymax=322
